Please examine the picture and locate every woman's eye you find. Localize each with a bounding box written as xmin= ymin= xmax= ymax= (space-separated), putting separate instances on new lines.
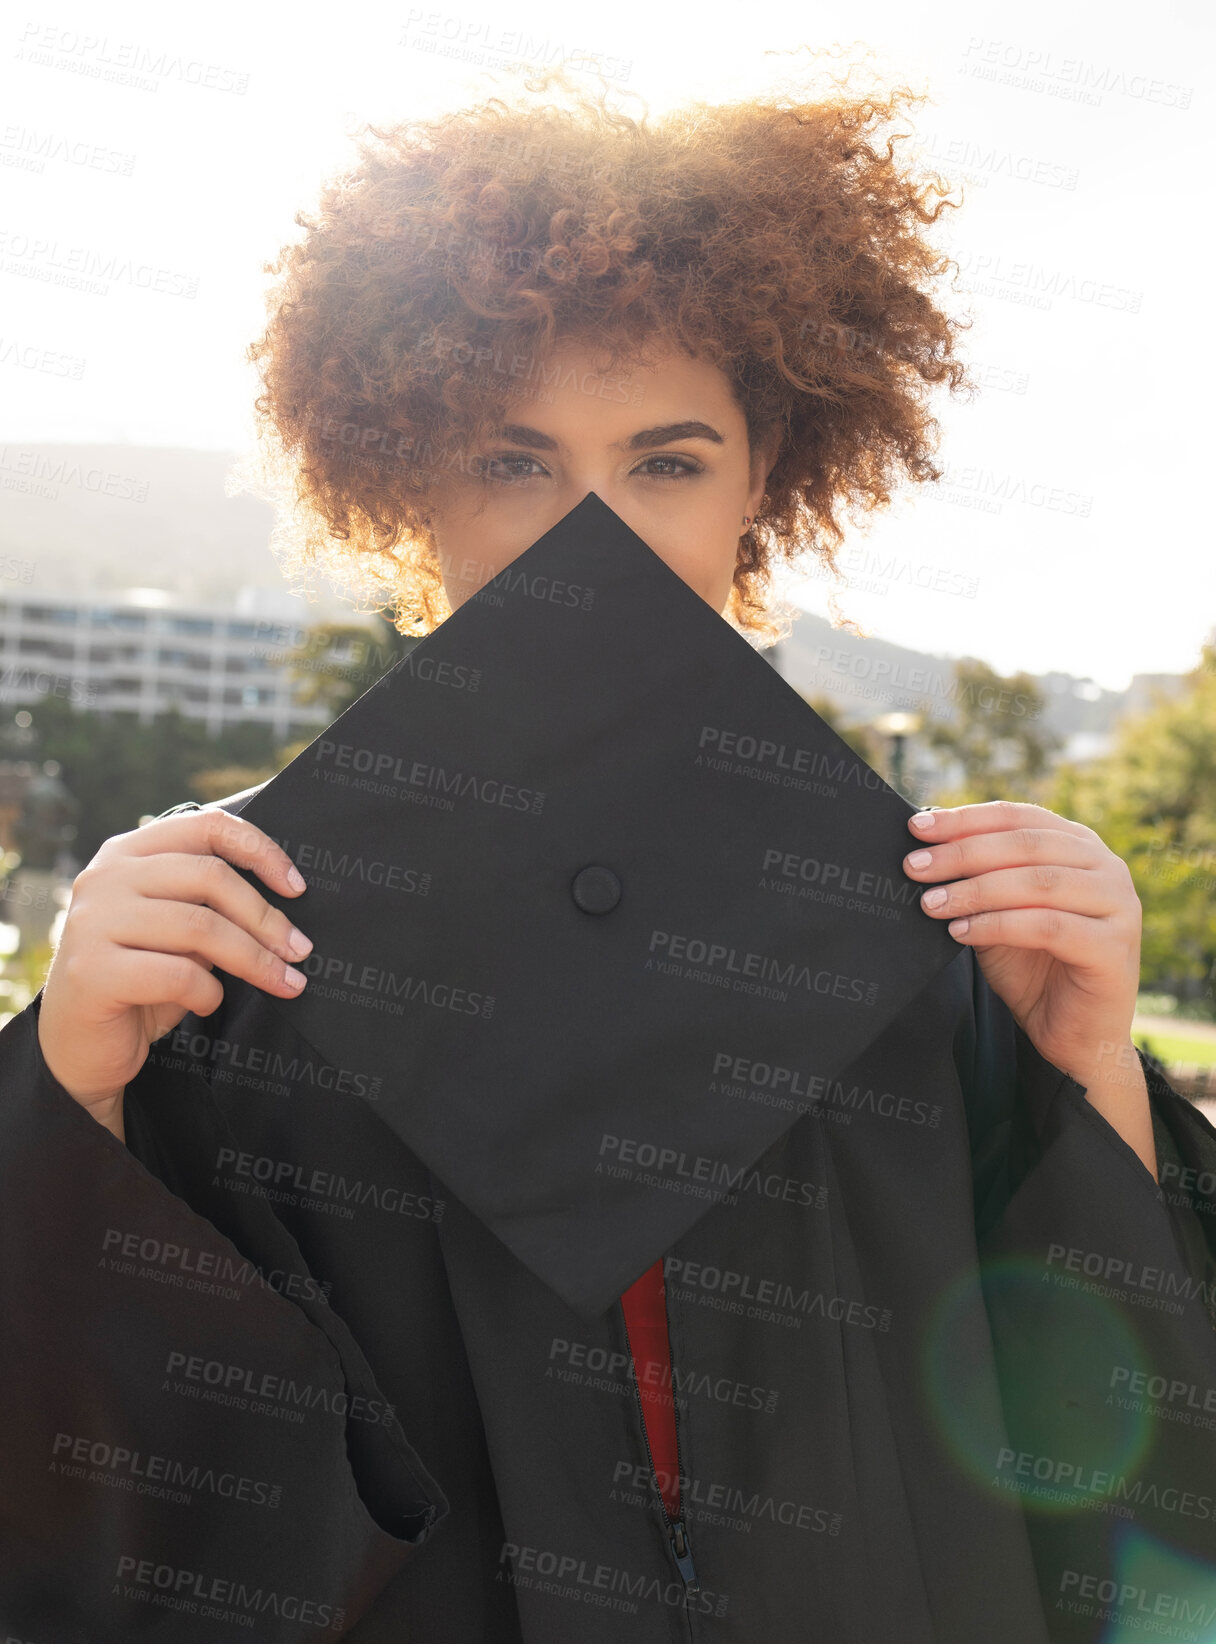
xmin=635 ymin=454 xmax=704 ymax=480
xmin=482 ymin=453 xmax=546 ymax=483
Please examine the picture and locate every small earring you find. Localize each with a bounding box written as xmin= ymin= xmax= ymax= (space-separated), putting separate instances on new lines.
xmin=742 ymin=514 xmax=751 ymax=527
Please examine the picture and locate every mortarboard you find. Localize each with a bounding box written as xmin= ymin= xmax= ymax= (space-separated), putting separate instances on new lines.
xmin=230 ymin=492 xmax=960 ymax=1318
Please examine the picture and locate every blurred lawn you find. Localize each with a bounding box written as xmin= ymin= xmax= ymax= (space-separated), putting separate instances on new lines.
xmin=1131 ymin=1028 xmax=1216 ymax=1068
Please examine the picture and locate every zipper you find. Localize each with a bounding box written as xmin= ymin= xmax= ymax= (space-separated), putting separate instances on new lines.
xmin=624 ymin=1270 xmax=701 ymax=1609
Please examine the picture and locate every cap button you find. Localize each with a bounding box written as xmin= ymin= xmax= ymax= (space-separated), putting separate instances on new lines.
xmin=570 ymin=864 xmax=622 ymax=915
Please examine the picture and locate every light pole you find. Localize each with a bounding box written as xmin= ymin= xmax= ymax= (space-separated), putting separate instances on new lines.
xmin=871 ymin=711 xmax=924 ymax=802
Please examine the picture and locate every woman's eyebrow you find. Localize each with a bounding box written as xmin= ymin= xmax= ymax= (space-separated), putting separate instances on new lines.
xmin=621 ymin=420 xmax=725 ymax=450
xmin=491 ymin=420 xmax=726 ymax=452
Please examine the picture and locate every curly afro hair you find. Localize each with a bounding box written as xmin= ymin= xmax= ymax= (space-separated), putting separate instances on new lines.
xmin=234 ymin=59 xmax=973 ymax=649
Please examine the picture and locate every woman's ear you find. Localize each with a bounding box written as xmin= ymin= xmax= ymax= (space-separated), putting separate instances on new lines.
xmin=751 ymin=421 xmax=783 ymax=500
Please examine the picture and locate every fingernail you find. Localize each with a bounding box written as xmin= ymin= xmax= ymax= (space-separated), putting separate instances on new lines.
xmin=910 ymin=811 xmax=937 ymax=830
xmin=286 ymin=926 xmax=312 ymax=959
xmin=287 ymin=865 xmax=307 ymax=892
xmin=284 ymin=965 xmax=308 ymax=989
xmin=906 ymin=849 xmax=933 ymax=869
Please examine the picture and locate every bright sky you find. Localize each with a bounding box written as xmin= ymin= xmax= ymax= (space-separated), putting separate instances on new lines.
xmin=1 ymin=0 xmax=1211 ymax=689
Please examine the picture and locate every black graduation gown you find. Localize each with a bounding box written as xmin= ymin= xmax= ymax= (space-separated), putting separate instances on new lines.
xmin=3 ymin=494 xmax=1216 ymax=1644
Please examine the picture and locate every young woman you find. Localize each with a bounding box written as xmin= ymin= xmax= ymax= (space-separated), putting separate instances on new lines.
xmin=4 ymin=67 xmax=1215 ymax=1644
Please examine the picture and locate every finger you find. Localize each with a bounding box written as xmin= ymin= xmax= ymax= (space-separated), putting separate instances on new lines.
xmin=105 ymin=898 xmax=309 ymax=998
xmin=912 ymin=863 xmax=1120 ymax=923
xmin=117 ymin=808 xmax=307 ymax=897
xmin=907 ymin=800 xmax=1092 ymax=846
xmin=940 ymin=905 xmax=1123 ymax=964
xmin=94 ymin=944 xmax=230 ymax=1021
xmin=115 ymin=852 xmax=312 ymax=966
xmin=903 ymin=825 xmax=1100 ymax=887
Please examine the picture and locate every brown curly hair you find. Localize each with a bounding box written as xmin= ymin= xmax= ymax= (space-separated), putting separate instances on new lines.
xmin=233 ymin=58 xmax=973 ymax=649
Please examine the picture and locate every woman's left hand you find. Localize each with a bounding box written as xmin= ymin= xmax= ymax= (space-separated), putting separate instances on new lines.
xmin=902 ymin=800 xmax=1142 ymax=1085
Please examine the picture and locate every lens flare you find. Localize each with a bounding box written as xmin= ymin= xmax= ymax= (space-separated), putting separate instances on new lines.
xmin=922 ymin=1257 xmax=1152 ymax=1511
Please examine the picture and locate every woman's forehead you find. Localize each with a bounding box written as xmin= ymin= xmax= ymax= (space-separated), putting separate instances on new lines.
xmin=480 ymin=347 xmax=746 ymax=442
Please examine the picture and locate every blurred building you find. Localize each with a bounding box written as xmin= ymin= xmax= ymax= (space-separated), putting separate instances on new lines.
xmin=0 ymin=585 xmax=377 ymax=741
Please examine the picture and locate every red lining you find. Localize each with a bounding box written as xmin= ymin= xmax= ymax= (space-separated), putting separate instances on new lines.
xmin=619 ymin=1258 xmax=680 ymax=1519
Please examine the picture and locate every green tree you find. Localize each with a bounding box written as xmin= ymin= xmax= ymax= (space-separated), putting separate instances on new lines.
xmin=794 ymin=692 xmax=888 ymax=775
xmin=286 ymin=612 xmax=420 ymax=723
xmin=923 ymin=659 xmax=1059 ymax=802
xmin=10 ymin=700 xmax=280 ymax=862
xmin=1048 ymin=643 xmax=1216 ymax=1012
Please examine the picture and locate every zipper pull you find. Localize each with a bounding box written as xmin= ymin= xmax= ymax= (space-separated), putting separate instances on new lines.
xmin=668 ymin=1518 xmax=700 ymax=1592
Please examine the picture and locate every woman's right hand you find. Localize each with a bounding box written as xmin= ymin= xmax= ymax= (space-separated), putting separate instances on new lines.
xmin=36 ymin=808 xmax=314 ymax=1140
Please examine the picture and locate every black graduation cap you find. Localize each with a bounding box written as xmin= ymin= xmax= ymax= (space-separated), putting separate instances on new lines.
xmin=232 ymin=492 xmax=959 ymax=1318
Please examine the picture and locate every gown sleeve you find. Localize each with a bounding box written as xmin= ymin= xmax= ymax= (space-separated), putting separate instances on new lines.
xmin=0 ymin=983 xmax=448 ymax=1642
xmin=959 ymin=947 xmax=1216 ymax=1638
